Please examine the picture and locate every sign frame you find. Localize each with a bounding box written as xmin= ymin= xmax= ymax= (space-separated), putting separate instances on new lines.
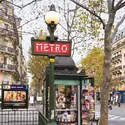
xmin=31 ymin=38 xmax=72 ymax=57
xmin=1 ymin=85 xmax=29 ymax=109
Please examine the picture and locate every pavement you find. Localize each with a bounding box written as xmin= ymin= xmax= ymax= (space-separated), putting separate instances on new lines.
xmin=96 ymin=101 xmax=125 ymax=108
xmin=1 ymin=103 xmax=125 ymax=125
xmin=95 ymin=103 xmax=125 ymax=125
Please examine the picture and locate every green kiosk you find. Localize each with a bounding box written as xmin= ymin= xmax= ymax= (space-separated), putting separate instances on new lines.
xmin=43 ymin=57 xmax=98 ymax=125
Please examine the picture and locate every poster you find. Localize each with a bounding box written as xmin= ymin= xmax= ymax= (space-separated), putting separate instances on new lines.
xmin=2 ymin=85 xmax=28 ymax=109
xmin=29 ymin=96 xmax=34 ymax=104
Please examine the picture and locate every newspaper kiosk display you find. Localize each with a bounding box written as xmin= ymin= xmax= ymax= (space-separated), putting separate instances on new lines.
xmin=55 ymin=80 xmax=79 ymax=125
xmin=1 ymin=85 xmax=28 ymax=109
xmin=81 ymin=78 xmax=97 ymax=125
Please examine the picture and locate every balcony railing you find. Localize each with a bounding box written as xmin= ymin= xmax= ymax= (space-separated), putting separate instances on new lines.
xmin=114 ymin=66 xmax=122 ymax=70
xmin=112 ymin=41 xmax=125 ymax=51
xmin=112 ymin=66 xmax=122 ymax=75
xmin=0 ymin=63 xmax=16 ymax=71
xmin=0 ymin=63 xmax=20 ymax=78
xmin=0 ymin=10 xmax=15 ymax=24
xmin=120 ymin=76 xmax=125 ymax=80
xmin=111 ymin=55 xmax=122 ymax=63
xmin=0 ymin=27 xmax=16 ymax=39
xmin=0 ymin=44 xmax=16 ymax=55
xmin=2 ymin=81 xmax=9 ymax=84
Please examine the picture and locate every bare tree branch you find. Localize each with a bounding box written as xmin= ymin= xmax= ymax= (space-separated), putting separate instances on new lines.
xmin=108 ymin=0 xmax=113 ymax=11
xmin=70 ymin=0 xmax=105 ymax=29
xmin=112 ymin=0 xmax=115 ymax=9
xmin=114 ymin=0 xmax=124 ymax=9
xmin=7 ymin=0 xmax=40 ymax=9
xmin=59 ymin=23 xmax=68 ymax=33
xmin=116 ymin=2 xmax=125 ymax=10
xmin=17 ymin=15 xmax=43 ymax=29
xmin=111 ymin=13 xmax=125 ymax=41
xmin=0 ymin=0 xmax=5 ymax=3
xmin=7 ymin=1 xmax=22 ymax=9
xmin=22 ymin=0 xmax=36 ymax=8
xmin=68 ymin=2 xmax=80 ymax=39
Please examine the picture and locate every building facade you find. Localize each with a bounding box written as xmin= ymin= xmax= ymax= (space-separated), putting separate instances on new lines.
xmin=111 ymin=27 xmax=125 ymax=90
xmin=0 ymin=1 xmax=27 ymax=86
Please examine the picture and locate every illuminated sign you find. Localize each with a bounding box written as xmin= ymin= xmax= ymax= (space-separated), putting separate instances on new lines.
xmin=1 ymin=85 xmax=29 ymax=109
xmin=31 ymin=39 xmax=72 ymax=56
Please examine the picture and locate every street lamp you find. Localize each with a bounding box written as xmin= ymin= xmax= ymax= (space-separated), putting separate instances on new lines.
xmin=45 ymin=4 xmax=59 ymax=41
xmin=45 ymin=4 xmax=59 ymax=124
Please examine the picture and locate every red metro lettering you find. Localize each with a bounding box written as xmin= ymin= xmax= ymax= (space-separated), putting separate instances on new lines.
xmin=34 ymin=41 xmax=70 ymax=55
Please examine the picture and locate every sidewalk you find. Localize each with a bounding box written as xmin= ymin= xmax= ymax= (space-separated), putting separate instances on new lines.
xmin=29 ymin=104 xmax=43 ymax=112
xmin=96 ymin=101 xmax=125 ymax=108
xmin=114 ymin=103 xmax=125 ymax=108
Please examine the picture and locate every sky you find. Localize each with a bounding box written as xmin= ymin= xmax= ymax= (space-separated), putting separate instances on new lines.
xmin=12 ymin=0 xmax=125 ymax=81
xmin=12 ymin=0 xmax=82 ymax=81
xmin=13 ymin=0 xmax=82 ymax=63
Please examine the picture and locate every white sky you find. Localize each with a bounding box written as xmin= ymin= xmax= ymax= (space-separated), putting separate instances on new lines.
xmin=13 ymin=0 xmax=82 ymax=63
xmin=12 ymin=0 xmax=82 ymax=81
xmin=12 ymin=0 xmax=125 ymax=81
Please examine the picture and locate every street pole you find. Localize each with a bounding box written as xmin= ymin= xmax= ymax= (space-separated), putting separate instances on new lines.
xmin=49 ymin=58 xmax=55 ymax=124
xmin=47 ymin=5 xmax=57 ymax=125
xmin=48 ymin=27 xmax=56 ymax=124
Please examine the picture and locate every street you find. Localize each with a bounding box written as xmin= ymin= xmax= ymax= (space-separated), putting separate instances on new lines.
xmin=95 ymin=103 xmax=125 ymax=125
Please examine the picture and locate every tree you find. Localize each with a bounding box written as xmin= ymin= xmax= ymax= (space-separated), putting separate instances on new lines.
xmin=27 ymin=30 xmax=49 ymax=95
xmin=0 ymin=0 xmax=5 ymax=3
xmin=28 ymin=56 xmax=49 ymax=93
xmin=79 ymin=47 xmax=104 ymax=88
xmin=70 ymin=0 xmax=125 ymax=125
xmin=57 ymin=0 xmax=103 ymax=57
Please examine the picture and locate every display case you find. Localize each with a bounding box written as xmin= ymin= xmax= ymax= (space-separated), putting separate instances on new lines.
xmin=81 ymin=78 xmax=97 ymax=125
xmin=55 ymin=84 xmax=78 ymax=125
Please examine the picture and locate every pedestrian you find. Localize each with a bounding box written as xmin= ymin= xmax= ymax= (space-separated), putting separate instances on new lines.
xmin=29 ymin=96 xmax=34 ymax=106
xmin=117 ymin=94 xmax=121 ymax=107
xmin=110 ymin=92 xmax=113 ymax=104
xmin=114 ymin=93 xmax=118 ymax=105
xmin=108 ymin=93 xmax=112 ymax=110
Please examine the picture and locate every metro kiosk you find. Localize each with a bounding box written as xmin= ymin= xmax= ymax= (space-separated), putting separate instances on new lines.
xmin=43 ymin=57 xmax=98 ymax=125
xmin=31 ymin=38 xmax=98 ymax=124
xmin=1 ymin=84 xmax=29 ymax=109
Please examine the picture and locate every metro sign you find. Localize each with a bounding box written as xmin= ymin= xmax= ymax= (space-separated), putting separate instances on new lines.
xmin=31 ymin=39 xmax=72 ymax=56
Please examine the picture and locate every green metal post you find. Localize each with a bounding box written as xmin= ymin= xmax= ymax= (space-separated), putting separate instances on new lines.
xmin=49 ymin=58 xmax=55 ymax=125
xmin=48 ymin=22 xmax=56 ymax=125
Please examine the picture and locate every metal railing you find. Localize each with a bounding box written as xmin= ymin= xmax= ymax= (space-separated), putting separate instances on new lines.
xmin=0 ymin=44 xmax=16 ymax=55
xmin=0 ymin=109 xmax=39 ymax=125
xmin=0 ymin=63 xmax=16 ymax=71
xmin=0 ymin=10 xmax=15 ymax=24
xmin=0 ymin=27 xmax=16 ymax=39
xmin=0 ymin=109 xmax=99 ymax=125
xmin=39 ymin=112 xmax=49 ymax=125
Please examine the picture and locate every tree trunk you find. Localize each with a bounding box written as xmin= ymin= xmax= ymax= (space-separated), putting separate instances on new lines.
xmin=100 ymin=12 xmax=115 ymax=125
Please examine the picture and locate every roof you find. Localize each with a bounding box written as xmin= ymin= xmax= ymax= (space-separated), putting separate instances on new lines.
xmin=45 ymin=57 xmax=86 ymax=76
xmin=54 ymin=57 xmax=76 ymax=68
xmin=54 ymin=57 xmax=78 ymax=75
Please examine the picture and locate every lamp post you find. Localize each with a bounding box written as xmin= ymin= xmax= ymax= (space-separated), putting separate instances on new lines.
xmin=45 ymin=4 xmax=59 ymax=124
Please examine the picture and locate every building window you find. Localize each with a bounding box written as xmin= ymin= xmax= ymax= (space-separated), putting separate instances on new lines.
xmin=5 ymin=8 xmax=8 ymax=17
xmin=3 ymin=74 xmax=8 ymax=82
xmin=4 ymin=57 xmax=7 ymax=64
xmin=4 ymin=24 xmax=9 ymax=30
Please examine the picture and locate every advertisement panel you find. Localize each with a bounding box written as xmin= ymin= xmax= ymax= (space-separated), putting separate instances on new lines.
xmin=1 ymin=85 xmax=28 ymax=109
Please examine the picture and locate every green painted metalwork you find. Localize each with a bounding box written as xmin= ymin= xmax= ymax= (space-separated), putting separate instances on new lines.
xmin=54 ymin=80 xmax=80 ymax=85
xmin=39 ymin=112 xmax=49 ymax=125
